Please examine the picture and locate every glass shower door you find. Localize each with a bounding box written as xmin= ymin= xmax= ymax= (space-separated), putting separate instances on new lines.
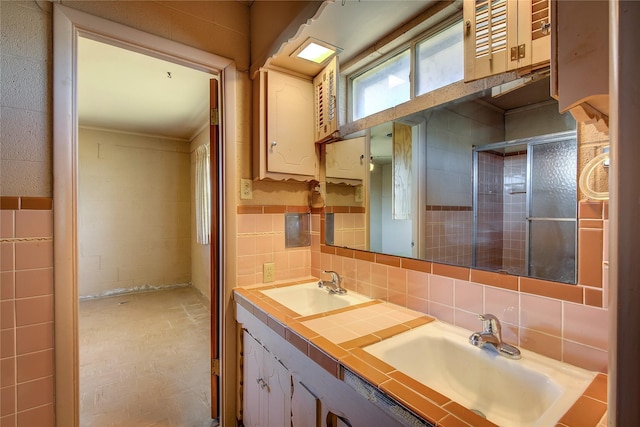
xmin=527 ymin=135 xmax=577 ymax=283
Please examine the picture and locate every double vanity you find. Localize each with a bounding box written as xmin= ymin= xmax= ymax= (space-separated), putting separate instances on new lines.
xmin=234 ymin=279 xmax=607 ymax=427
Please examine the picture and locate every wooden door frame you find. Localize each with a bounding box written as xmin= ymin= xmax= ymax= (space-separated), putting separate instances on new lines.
xmin=53 ymin=5 xmax=238 ymax=426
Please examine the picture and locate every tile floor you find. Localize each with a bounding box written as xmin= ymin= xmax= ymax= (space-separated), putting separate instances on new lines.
xmin=79 ymin=286 xmax=216 ymax=427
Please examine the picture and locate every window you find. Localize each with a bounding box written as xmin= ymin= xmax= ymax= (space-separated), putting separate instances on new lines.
xmin=352 ymin=49 xmax=410 ymax=120
xmin=195 ymin=144 xmax=210 ymax=244
xmin=416 ymin=21 xmax=463 ymax=95
xmin=348 ymin=19 xmax=463 ymax=122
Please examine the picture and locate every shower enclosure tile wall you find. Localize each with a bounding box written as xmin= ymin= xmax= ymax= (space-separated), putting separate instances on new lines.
xmin=475 ymin=151 xmax=505 ymax=271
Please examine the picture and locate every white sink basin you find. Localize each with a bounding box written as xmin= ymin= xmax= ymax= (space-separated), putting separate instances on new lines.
xmin=260 ymin=281 xmax=372 ymax=316
xmin=364 ymin=321 xmax=596 ymax=427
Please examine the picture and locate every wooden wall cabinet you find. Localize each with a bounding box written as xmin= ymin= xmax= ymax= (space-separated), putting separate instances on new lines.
xmin=464 ymin=0 xmax=551 ymax=82
xmin=325 ymin=136 xmax=366 ymax=184
xmin=550 ymin=0 xmax=609 ymax=130
xmin=253 ymin=68 xmax=317 ymax=181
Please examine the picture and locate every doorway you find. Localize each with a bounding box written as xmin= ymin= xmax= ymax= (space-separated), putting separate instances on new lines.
xmin=76 ymin=36 xmax=215 ymax=425
xmin=53 ymin=5 xmax=237 ymax=426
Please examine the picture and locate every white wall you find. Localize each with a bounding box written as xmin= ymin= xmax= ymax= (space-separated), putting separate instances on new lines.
xmin=425 ymin=103 xmax=505 ymax=207
xmin=505 ymin=101 xmax=576 ymax=140
xmin=190 ymin=126 xmax=211 ymax=301
xmin=78 ymin=128 xmax=191 ymax=297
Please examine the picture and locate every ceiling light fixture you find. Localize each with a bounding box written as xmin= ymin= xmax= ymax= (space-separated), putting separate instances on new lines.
xmin=291 ymin=37 xmax=342 ymax=65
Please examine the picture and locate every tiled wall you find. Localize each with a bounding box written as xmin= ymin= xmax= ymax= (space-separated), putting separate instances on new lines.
xmin=424 ymin=207 xmax=472 ymax=266
xmin=502 ymin=153 xmax=527 ymax=275
xmin=1 ymin=197 xmax=55 ymax=426
xmin=314 ymin=200 xmax=609 ymax=373
xmin=476 ymin=151 xmax=505 ymax=270
xmin=236 ymin=206 xmax=313 ymax=286
xmin=325 ymin=207 xmax=366 ymax=251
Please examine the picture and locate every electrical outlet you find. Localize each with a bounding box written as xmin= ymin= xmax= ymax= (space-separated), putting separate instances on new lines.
xmin=263 ymin=262 xmax=275 ymax=282
xmin=240 ymin=178 xmax=253 ymax=200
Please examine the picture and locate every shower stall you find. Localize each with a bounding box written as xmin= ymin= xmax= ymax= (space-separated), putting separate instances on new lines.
xmin=473 ymin=131 xmax=577 ymax=284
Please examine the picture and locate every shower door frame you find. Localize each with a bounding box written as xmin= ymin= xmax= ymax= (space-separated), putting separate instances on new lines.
xmin=472 ymin=130 xmax=578 ymax=282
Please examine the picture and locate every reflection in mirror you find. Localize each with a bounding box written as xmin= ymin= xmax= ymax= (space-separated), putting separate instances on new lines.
xmin=325 ymin=76 xmax=581 ymax=284
xmin=473 ymin=132 xmax=577 ymax=284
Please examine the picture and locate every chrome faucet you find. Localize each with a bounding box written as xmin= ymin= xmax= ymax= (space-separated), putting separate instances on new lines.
xmin=318 ymin=270 xmax=347 ymax=295
xmin=469 ymin=313 xmax=521 ymax=359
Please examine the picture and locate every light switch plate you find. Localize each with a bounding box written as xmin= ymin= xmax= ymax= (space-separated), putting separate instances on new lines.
xmin=240 ymin=179 xmax=253 ymax=200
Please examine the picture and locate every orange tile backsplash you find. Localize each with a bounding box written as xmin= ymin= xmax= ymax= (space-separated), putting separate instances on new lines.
xmin=0 ymin=200 xmax=54 ymax=426
xmin=237 ymin=200 xmax=609 ymax=374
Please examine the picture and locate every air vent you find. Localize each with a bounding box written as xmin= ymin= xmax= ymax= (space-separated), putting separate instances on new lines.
xmin=474 ymin=0 xmax=508 ymax=59
xmin=313 ymin=57 xmax=339 ymax=143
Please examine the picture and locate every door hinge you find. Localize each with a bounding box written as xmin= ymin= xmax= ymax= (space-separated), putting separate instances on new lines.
xmin=510 ymin=44 xmax=526 ymax=61
xmin=211 ymin=358 xmax=220 ymax=376
xmin=210 ymin=108 xmax=219 ymax=126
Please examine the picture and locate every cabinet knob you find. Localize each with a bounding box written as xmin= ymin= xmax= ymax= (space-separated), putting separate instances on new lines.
xmin=271 ymin=141 xmax=277 ymax=148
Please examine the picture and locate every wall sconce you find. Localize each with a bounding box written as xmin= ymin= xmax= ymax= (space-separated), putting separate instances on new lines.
xmin=291 ymin=37 xmax=342 ymax=65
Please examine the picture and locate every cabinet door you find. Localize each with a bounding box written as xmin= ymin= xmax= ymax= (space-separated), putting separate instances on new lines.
xmin=464 ymin=0 xmax=550 ymax=81
xmin=242 ymin=332 xmax=264 ymax=427
xmin=267 ymin=70 xmax=315 ymax=176
xmin=325 ymin=137 xmax=366 ymax=183
xmin=292 ymin=380 xmax=320 ymax=427
xmin=463 ymin=0 xmax=514 ymax=81
xmin=530 ymin=0 xmax=551 ymax=67
xmin=264 ymin=354 xmax=292 ymax=427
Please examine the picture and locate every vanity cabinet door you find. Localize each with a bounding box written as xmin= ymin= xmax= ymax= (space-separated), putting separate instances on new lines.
xmin=242 ymin=330 xmax=292 ymax=427
xmin=254 ymin=68 xmax=317 ymax=181
xmin=263 ymin=351 xmax=292 ymax=426
xmin=292 ymin=379 xmax=320 ymax=427
xmin=242 ymin=331 xmax=265 ymax=427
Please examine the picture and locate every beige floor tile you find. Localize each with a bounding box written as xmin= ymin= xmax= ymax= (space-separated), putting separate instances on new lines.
xmin=80 ymin=287 xmax=217 ymax=427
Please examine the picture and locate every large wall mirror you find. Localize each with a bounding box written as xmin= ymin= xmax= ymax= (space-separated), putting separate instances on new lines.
xmin=324 ymin=76 xmax=582 ymax=284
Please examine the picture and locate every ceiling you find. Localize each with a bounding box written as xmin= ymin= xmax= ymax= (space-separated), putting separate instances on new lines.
xmin=266 ymin=0 xmax=446 ymax=76
xmin=77 ymin=1 xmax=456 ymax=141
xmin=78 ymin=37 xmax=212 ymax=141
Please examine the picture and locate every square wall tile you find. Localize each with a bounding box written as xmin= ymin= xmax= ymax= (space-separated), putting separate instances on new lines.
xmin=454 ymin=280 xmax=482 ymax=314
xmin=520 ymin=327 xmax=561 ymax=361
xmin=16 ymin=349 xmax=54 ymax=383
xmin=15 ymin=323 xmax=53 ymax=355
xmin=14 ymin=242 xmax=52 ymax=270
xmin=16 ymin=376 xmax=53 ymax=411
xmin=563 ymin=340 xmax=608 ymax=373
xmin=429 ymin=274 xmax=454 ymax=306
xmin=0 ymin=272 xmax=14 ymax=300
xmin=15 ymin=210 xmax=51 ymax=238
xmin=14 ymin=269 xmax=52 ymax=299
xmin=0 ymin=243 xmax=14 ymax=272
xmin=520 ymin=294 xmax=562 ymax=337
xmin=484 ymin=286 xmax=519 ymax=325
xmin=563 ymin=302 xmax=608 ymax=350
xmin=15 ymin=296 xmax=53 ymax=327
xmin=0 ymin=212 xmax=14 ymax=239
xmin=16 ymin=403 xmax=54 ymax=427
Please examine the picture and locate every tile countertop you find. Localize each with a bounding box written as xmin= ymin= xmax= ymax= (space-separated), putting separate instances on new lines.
xmin=233 ymin=279 xmax=608 ymax=427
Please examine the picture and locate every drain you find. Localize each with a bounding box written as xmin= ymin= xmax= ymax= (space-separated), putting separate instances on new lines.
xmin=470 ymin=409 xmax=487 ymax=419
